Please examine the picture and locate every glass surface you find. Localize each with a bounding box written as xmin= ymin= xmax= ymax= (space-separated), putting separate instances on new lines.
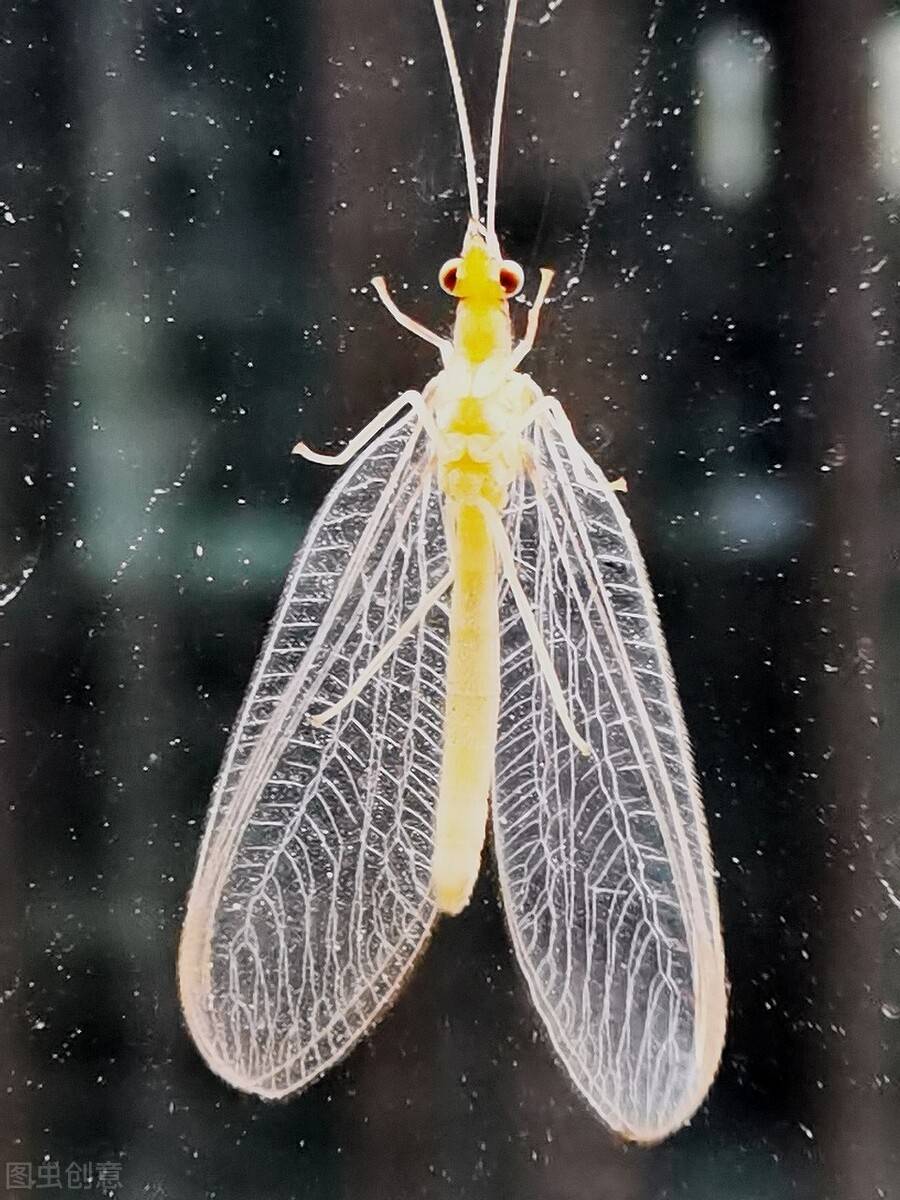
xmin=1 ymin=0 xmax=897 ymax=1196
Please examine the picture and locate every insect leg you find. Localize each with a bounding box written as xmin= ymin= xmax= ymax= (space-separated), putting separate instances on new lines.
xmin=293 ymin=389 xmax=432 ymax=465
xmin=477 ymin=499 xmax=590 ymax=756
xmin=509 ymin=392 xmax=556 ymax=437
xmin=510 ymin=268 xmax=554 ymax=369
xmin=308 ymin=568 xmax=454 ymax=727
xmin=538 ymin=395 xmax=627 ymax=493
xmin=372 ymin=276 xmax=454 ymax=364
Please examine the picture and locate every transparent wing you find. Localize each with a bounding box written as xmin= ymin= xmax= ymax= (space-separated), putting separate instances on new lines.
xmin=493 ymin=406 xmax=726 ymax=1142
xmin=179 ymin=413 xmax=449 ymax=1097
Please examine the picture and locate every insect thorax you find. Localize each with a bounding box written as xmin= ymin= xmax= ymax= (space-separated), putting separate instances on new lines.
xmin=432 ymin=364 xmax=532 ymax=508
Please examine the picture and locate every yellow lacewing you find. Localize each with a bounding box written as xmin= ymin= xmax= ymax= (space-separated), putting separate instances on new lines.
xmin=179 ymin=0 xmax=727 ymax=1143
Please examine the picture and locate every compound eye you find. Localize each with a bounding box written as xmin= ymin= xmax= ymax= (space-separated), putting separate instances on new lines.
xmin=439 ymin=258 xmax=462 ymax=294
xmin=499 ymin=259 xmax=525 ymax=297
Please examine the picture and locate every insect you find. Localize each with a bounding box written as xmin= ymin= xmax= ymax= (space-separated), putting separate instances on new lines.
xmin=179 ymin=0 xmax=727 ymax=1143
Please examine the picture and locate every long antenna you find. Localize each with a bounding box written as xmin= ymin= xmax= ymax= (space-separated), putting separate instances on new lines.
xmin=432 ymin=0 xmax=481 ymax=226
xmin=486 ymin=0 xmax=519 ymax=248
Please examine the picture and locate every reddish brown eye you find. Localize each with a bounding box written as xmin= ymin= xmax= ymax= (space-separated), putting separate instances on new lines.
xmin=499 ymin=260 xmax=524 ymax=297
xmin=439 ymin=258 xmax=462 ymax=294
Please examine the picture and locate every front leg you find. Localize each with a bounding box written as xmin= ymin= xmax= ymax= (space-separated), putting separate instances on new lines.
xmin=372 ymin=276 xmax=453 ymax=365
xmin=510 ymin=268 xmax=554 ymax=368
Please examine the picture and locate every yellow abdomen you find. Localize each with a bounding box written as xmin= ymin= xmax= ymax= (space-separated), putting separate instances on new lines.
xmin=432 ymin=501 xmax=500 ymax=914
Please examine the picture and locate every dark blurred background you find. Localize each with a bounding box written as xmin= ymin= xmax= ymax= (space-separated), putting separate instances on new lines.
xmin=1 ymin=0 xmax=898 ymax=1197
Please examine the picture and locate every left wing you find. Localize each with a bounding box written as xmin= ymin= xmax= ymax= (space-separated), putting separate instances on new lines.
xmin=179 ymin=415 xmax=450 ymax=1097
xmin=492 ymin=405 xmax=726 ymax=1142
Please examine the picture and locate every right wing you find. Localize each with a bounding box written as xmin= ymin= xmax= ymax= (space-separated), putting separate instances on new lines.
xmin=179 ymin=413 xmax=449 ymax=1097
xmin=493 ymin=406 xmax=726 ymax=1142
